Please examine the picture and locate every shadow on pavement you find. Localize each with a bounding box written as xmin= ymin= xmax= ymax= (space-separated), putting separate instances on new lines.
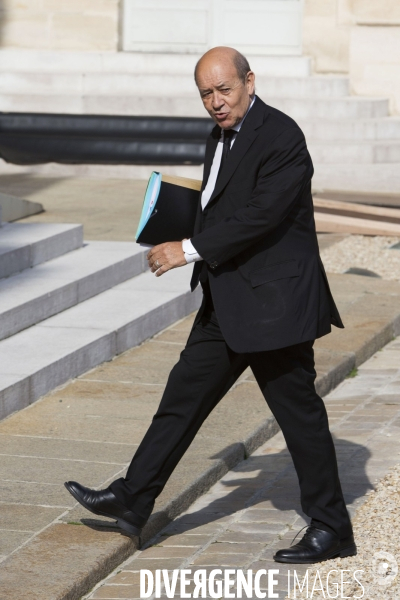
xmin=162 ymin=436 xmax=372 ymax=535
xmin=74 ymin=436 xmax=372 ymax=550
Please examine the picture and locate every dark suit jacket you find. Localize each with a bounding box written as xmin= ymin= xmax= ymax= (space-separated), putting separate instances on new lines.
xmin=190 ymin=96 xmax=343 ymax=353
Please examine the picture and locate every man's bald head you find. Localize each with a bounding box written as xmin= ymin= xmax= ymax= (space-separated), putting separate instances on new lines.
xmin=194 ymin=47 xmax=251 ymax=85
xmin=194 ymin=46 xmax=255 ymax=129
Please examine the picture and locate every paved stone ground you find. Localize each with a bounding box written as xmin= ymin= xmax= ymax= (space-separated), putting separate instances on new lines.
xmin=84 ymin=338 xmax=400 ymax=600
xmin=0 ymin=175 xmax=147 ymax=241
xmin=0 ymin=312 xmax=277 ymax=566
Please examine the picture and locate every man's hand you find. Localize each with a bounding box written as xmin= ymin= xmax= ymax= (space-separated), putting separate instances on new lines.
xmin=147 ymin=242 xmax=187 ymax=277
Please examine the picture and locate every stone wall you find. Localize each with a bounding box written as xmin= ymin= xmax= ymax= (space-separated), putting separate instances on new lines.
xmin=349 ymin=1 xmax=400 ymax=114
xmin=302 ymin=0 xmax=352 ymax=74
xmin=351 ymin=0 xmax=400 ymax=24
xmin=1 ymin=0 xmax=400 ymax=114
xmin=0 ymin=0 xmax=120 ymax=51
xmin=303 ymin=0 xmax=400 ymax=114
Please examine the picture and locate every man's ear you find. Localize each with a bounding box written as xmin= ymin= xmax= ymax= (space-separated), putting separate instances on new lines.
xmin=246 ymin=71 xmax=255 ymax=96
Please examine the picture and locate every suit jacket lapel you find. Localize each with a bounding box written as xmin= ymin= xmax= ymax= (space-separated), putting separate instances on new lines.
xmin=207 ymin=97 xmax=266 ymax=205
xmin=201 ymin=126 xmax=220 ymax=191
xmin=193 ymin=125 xmax=220 ymax=235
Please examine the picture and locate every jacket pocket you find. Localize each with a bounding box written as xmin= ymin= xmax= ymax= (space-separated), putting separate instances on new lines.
xmin=250 ymin=259 xmax=299 ymax=288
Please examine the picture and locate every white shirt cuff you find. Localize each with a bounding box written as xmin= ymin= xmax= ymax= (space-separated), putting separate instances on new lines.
xmin=182 ymin=239 xmax=202 ymax=263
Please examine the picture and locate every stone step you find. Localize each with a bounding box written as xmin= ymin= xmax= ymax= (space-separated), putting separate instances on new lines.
xmin=307 ymin=140 xmax=400 ymax=164
xmin=0 ymin=49 xmax=312 ymax=77
xmin=2 ymin=160 xmax=400 ymax=193
xmin=313 ymin=163 xmax=400 ymax=193
xmin=3 ymin=160 xmax=400 ymax=193
xmin=0 ymin=191 xmax=43 ymax=222
xmin=0 ymin=241 xmax=147 ymax=342
xmin=297 ymin=117 xmax=400 ymax=141
xmin=0 ymin=267 xmax=201 ymax=421
xmin=2 ymin=160 xmax=400 ymax=192
xmin=0 ymin=222 xmax=83 ymax=280
xmin=0 ymin=72 xmax=350 ymax=99
xmin=0 ymin=160 xmax=203 ymax=180
xmin=0 ymin=94 xmax=389 ymax=120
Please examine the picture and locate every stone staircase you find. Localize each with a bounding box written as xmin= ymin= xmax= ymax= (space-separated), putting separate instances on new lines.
xmin=1 ymin=49 xmax=400 ymax=192
xmin=0 ymin=219 xmax=201 ymax=421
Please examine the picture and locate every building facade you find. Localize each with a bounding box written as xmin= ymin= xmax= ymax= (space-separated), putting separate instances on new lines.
xmin=0 ymin=1 xmax=399 ymax=112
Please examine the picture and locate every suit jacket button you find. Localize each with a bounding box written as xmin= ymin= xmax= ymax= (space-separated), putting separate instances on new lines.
xmin=210 ymin=261 xmax=218 ymax=269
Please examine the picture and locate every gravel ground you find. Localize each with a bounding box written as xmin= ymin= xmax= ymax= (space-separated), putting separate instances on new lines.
xmin=320 ymin=235 xmax=400 ymax=281
xmin=286 ymin=464 xmax=400 ymax=599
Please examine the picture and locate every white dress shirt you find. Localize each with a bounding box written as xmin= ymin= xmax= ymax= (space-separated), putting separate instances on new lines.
xmin=182 ymin=96 xmax=256 ymax=263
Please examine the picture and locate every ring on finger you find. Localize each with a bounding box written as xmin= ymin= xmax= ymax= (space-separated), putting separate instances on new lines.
xmin=155 ymin=259 xmax=161 ymax=269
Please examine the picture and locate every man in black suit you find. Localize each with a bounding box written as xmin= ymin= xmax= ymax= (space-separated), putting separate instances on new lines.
xmin=65 ymin=47 xmax=356 ymax=564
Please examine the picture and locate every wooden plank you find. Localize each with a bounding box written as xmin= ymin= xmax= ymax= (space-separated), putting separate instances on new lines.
xmin=313 ymin=197 xmax=400 ymax=224
xmin=314 ymin=212 xmax=400 ymax=236
xmin=314 ymin=190 xmax=400 ymax=209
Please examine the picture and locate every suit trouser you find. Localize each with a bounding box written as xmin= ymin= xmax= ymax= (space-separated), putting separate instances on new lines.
xmin=110 ymin=289 xmax=352 ymax=539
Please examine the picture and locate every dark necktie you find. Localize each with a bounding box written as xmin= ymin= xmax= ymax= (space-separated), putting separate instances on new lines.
xmin=218 ymin=129 xmax=235 ymax=177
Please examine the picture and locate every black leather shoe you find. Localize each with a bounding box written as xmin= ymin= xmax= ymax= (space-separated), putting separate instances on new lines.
xmin=64 ymin=481 xmax=142 ymax=537
xmin=273 ymin=526 xmax=357 ymax=564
